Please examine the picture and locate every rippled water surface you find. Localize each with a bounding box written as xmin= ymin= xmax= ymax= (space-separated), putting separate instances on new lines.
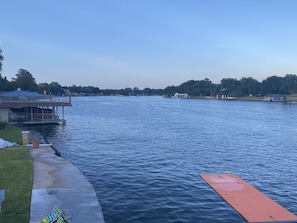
xmin=30 ymin=96 xmax=297 ymax=223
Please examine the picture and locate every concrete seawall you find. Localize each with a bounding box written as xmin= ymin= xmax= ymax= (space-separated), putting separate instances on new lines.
xmin=29 ymin=145 xmax=105 ymax=223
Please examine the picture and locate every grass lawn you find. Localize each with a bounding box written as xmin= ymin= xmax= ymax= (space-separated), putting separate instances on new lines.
xmin=0 ymin=124 xmax=23 ymax=145
xmin=0 ymin=125 xmax=32 ymax=223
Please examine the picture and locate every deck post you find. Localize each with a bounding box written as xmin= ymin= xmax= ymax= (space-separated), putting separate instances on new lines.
xmin=63 ymin=106 xmax=65 ymax=121
xmin=42 ymin=106 xmax=44 ymax=122
xmin=31 ymin=107 xmax=33 ymax=121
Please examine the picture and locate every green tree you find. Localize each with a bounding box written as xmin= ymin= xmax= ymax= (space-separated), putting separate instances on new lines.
xmin=0 ymin=77 xmax=14 ymax=91
xmin=163 ymin=85 xmax=178 ymax=96
xmin=12 ymin=69 xmax=38 ymax=91
xmin=220 ymin=78 xmax=241 ymax=97
xmin=38 ymin=82 xmax=49 ymax=94
xmin=143 ymin=87 xmax=153 ymax=95
xmin=194 ymin=78 xmax=214 ymax=96
xmin=83 ymin=86 xmax=100 ymax=95
xmin=173 ymin=79 xmax=215 ymax=97
xmin=39 ymin=82 xmax=66 ymax=95
xmin=281 ymin=74 xmax=297 ymax=94
xmin=0 ymin=49 xmax=15 ymax=91
xmin=240 ymin=77 xmax=261 ymax=96
xmin=133 ymin=87 xmax=140 ymax=95
xmin=48 ymin=82 xmax=65 ymax=95
xmin=261 ymin=75 xmax=284 ymax=94
xmin=178 ymin=80 xmax=196 ymax=95
xmin=0 ymin=48 xmax=3 ymax=77
xmin=68 ymin=84 xmax=80 ymax=94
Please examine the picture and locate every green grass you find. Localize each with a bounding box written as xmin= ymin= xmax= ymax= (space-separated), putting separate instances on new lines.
xmin=0 ymin=125 xmax=32 ymax=223
xmin=0 ymin=124 xmax=23 ymax=145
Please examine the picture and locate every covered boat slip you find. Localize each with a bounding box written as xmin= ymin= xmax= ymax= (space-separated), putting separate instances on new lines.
xmin=200 ymin=174 xmax=297 ymax=223
xmin=10 ymin=106 xmax=67 ymax=124
xmin=0 ymin=90 xmax=71 ymax=125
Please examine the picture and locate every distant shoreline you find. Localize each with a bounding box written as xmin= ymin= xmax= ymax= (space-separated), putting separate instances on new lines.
xmin=165 ymin=95 xmax=297 ymax=102
xmin=71 ymin=94 xmax=297 ymax=102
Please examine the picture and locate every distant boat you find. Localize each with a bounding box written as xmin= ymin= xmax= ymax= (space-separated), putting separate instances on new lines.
xmin=263 ymin=94 xmax=287 ymax=102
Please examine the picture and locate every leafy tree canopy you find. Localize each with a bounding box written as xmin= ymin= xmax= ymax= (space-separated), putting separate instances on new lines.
xmin=0 ymin=48 xmax=3 ymax=77
xmin=12 ymin=69 xmax=38 ymax=92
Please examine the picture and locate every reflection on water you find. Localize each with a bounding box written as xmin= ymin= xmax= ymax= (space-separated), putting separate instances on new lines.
xmin=28 ymin=97 xmax=297 ymax=223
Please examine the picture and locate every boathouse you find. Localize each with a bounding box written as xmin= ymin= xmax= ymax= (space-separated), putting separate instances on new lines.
xmin=0 ymin=89 xmax=72 ymax=124
xmin=171 ymin=92 xmax=190 ymax=98
xmin=216 ymin=88 xmax=228 ymax=99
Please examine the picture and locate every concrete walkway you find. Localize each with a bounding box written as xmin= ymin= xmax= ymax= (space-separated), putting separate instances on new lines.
xmin=29 ymin=145 xmax=105 ymax=223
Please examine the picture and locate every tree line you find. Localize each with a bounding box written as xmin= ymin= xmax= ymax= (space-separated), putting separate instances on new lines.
xmin=0 ymin=67 xmax=163 ymax=96
xmin=1 ymin=48 xmax=297 ymax=97
xmin=163 ymin=75 xmax=297 ymax=97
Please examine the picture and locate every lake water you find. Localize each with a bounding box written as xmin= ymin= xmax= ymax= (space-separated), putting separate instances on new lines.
xmin=29 ymin=96 xmax=297 ymax=223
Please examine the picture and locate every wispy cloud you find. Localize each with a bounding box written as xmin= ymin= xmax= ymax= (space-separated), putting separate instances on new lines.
xmin=213 ymin=43 xmax=228 ymax=48
xmin=96 ymin=56 xmax=113 ymax=62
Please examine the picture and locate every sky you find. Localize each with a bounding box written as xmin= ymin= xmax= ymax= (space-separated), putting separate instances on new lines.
xmin=1 ymin=0 xmax=297 ymax=90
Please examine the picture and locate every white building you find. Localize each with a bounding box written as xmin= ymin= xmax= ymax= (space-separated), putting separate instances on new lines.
xmin=171 ymin=92 xmax=190 ymax=98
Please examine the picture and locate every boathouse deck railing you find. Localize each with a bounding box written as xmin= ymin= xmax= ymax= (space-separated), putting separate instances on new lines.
xmin=0 ymin=95 xmax=71 ymax=104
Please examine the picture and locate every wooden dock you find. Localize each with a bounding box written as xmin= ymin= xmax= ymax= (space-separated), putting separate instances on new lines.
xmin=200 ymin=174 xmax=297 ymax=223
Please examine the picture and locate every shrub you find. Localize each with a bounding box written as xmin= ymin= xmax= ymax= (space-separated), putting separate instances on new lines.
xmin=0 ymin=121 xmax=7 ymax=130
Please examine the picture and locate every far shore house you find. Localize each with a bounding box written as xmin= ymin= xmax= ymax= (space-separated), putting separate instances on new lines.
xmin=171 ymin=92 xmax=190 ymax=99
xmin=216 ymin=88 xmax=228 ymax=99
xmin=0 ymin=89 xmax=72 ymax=125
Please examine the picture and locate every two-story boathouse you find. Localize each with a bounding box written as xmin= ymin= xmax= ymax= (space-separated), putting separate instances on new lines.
xmin=0 ymin=89 xmax=72 ymax=125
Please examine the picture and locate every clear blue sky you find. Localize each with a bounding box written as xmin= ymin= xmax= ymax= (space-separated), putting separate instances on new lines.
xmin=1 ymin=0 xmax=297 ymax=89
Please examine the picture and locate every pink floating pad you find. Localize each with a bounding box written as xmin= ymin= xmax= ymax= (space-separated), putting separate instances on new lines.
xmin=200 ymin=174 xmax=297 ymax=222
